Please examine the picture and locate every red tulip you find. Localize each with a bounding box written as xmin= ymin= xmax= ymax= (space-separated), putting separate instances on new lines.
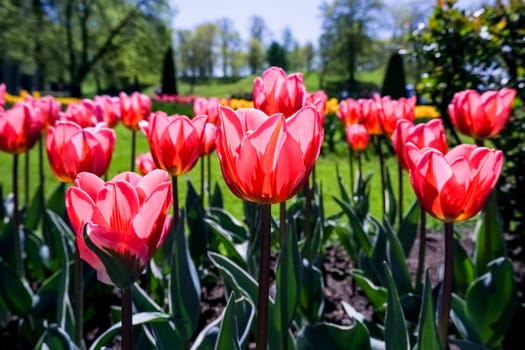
xmin=120 ymin=92 xmax=151 ymax=130
xmin=140 ymin=112 xmax=201 ymax=176
xmin=345 ymin=124 xmax=370 ymax=152
xmin=135 ymin=152 xmax=157 ymax=175
xmin=406 ymin=143 xmax=502 ymax=222
xmin=0 ymin=102 xmax=43 ymax=154
xmin=377 ymin=96 xmax=416 ymax=136
xmin=92 ymin=95 xmax=121 ymax=128
xmin=448 ymin=88 xmax=516 ymax=139
xmin=0 ymin=83 xmax=5 ymax=108
xmin=360 ymin=98 xmax=383 ymax=135
xmin=60 ymin=101 xmax=97 ymax=128
xmin=193 ymin=97 xmax=221 ymax=124
xmin=253 ymin=66 xmax=306 ymax=117
xmin=26 ymin=95 xmax=61 ymax=131
xmin=306 ymin=90 xmax=328 ymax=121
xmin=65 ymin=170 xmax=172 ymax=287
xmin=392 ymin=119 xmax=448 ymax=170
xmin=46 ymin=121 xmax=116 ymax=183
xmin=337 ymin=98 xmax=361 ymax=126
xmin=216 ymin=105 xmax=323 ymax=204
xmin=193 ymin=115 xmax=217 ymax=155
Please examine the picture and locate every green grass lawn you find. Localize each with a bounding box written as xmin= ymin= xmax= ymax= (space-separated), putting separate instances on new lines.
xmin=0 ymin=121 xmax=418 ymax=227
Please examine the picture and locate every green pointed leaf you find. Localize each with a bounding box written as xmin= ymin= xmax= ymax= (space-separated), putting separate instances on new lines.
xmin=207 ymin=208 xmax=249 ymax=243
xmin=215 ymin=293 xmax=241 ymax=350
xmin=186 ymin=180 xmax=208 ymax=266
xmin=0 ymin=259 xmax=34 ymax=316
xmin=206 ymin=218 xmax=247 ymax=268
xmin=384 ymin=168 xmax=397 ymax=226
xmin=208 ymin=252 xmax=258 ymax=303
xmin=26 ymin=184 xmax=44 ymax=230
xmin=416 ymin=271 xmax=442 ymax=350
xmin=210 ymin=182 xmax=223 ymax=208
xmin=450 ymin=339 xmax=492 ymax=350
xmin=383 ymin=262 xmax=410 ymax=350
xmin=296 ymin=321 xmax=371 ymax=350
xmin=335 ymin=164 xmax=351 ymax=204
xmin=170 ymin=210 xmax=201 ymax=344
xmin=384 ymin=221 xmax=413 ymax=295
xmin=397 ymin=200 xmax=420 ymax=256
xmin=333 ymin=196 xmax=372 ymax=254
xmin=88 ymin=312 xmax=171 ymax=350
xmin=35 ymin=324 xmax=79 ymax=350
xmin=352 ymin=270 xmax=387 ymax=311
xmin=453 ymin=238 xmax=475 ymax=296
xmin=298 ymin=260 xmax=324 ymax=324
xmin=274 ymin=224 xmax=301 ymax=344
xmin=464 ymin=257 xmax=516 ymax=347
xmin=450 ymin=294 xmax=479 ymax=343
xmin=473 ymin=191 xmax=506 ymax=275
xmin=47 ymin=183 xmax=66 ymax=217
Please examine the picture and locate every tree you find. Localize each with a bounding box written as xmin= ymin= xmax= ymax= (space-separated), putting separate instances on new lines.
xmin=161 ymin=46 xmax=177 ymax=95
xmin=248 ymin=38 xmax=265 ymax=74
xmin=319 ymin=0 xmax=383 ymax=85
xmin=249 ymin=15 xmax=267 ymax=43
xmin=217 ymin=17 xmax=241 ymax=78
xmin=266 ymin=41 xmax=288 ymax=70
xmin=303 ymin=42 xmax=316 ymax=72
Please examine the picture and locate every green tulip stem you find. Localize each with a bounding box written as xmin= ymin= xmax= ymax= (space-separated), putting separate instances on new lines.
xmin=398 ymin=160 xmax=403 ymax=226
xmin=207 ymin=154 xmax=212 ymax=205
xmin=24 ymin=150 xmax=30 ymax=206
xmin=357 ymin=151 xmax=363 ymax=186
xmin=439 ymin=221 xmax=454 ymax=346
xmin=200 ymin=157 xmax=205 ymax=207
xmin=349 ymin=147 xmax=354 ymax=195
xmin=304 ymin=176 xmax=313 ymax=249
xmin=415 ymin=203 xmax=427 ymax=291
xmin=38 ymin=135 xmax=45 ymax=210
xmin=12 ymin=154 xmax=23 ymax=276
xmin=475 ymin=138 xmax=484 ymax=147
xmin=74 ymin=249 xmax=83 ymax=347
xmin=375 ymin=136 xmax=386 ymax=217
xmin=279 ymin=201 xmax=286 ymax=245
xmin=171 ymin=175 xmax=179 ymax=226
xmin=121 ymin=286 xmax=133 ymax=350
xmin=256 ymin=203 xmax=271 ymax=350
xmin=130 ymin=130 xmax=136 ymax=172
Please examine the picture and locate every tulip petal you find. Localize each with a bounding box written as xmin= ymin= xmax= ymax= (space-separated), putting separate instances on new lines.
xmin=92 ymin=181 xmax=139 ymax=233
xmin=132 ymin=181 xmax=171 ymax=243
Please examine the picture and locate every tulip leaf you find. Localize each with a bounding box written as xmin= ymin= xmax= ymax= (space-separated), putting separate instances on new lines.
xmin=383 ymin=167 xmax=397 ymax=226
xmin=464 ymin=257 xmax=516 ymax=347
xmin=298 ymin=259 xmax=324 ymax=324
xmin=450 ymin=339 xmax=492 ymax=350
xmin=383 ymin=220 xmax=412 ymax=295
xmin=274 ymin=222 xmax=301 ymax=346
xmin=25 ymin=183 xmax=44 ymax=230
xmin=473 ymin=191 xmax=506 ymax=276
xmin=416 ymin=270 xmax=442 ymax=350
xmin=0 ymin=259 xmax=34 ymax=316
xmin=383 ymin=262 xmax=410 ymax=350
xmin=190 ymin=314 xmax=221 ymax=350
xmin=186 ymin=179 xmax=209 ymax=266
xmin=205 ymin=217 xmax=247 ymax=268
xmin=208 ymin=252 xmax=258 ymax=303
xmin=335 ymin=164 xmax=351 ymax=204
xmin=333 ymin=196 xmax=372 ymax=255
xmin=47 ymin=182 xmax=66 ymax=217
xmin=352 ymin=269 xmax=387 ymax=311
xmin=207 ymin=207 xmax=249 ymax=243
xmin=170 ymin=210 xmax=201 ymax=344
xmin=453 ymin=238 xmax=475 ymax=297
xmin=34 ymin=324 xmax=79 ymax=350
xmin=210 ymin=182 xmax=223 ymax=209
xmin=397 ymin=200 xmax=420 ymax=257
xmin=296 ymin=320 xmax=371 ymax=350
xmin=88 ymin=312 xmax=171 ymax=350
xmin=215 ymin=293 xmax=241 ymax=350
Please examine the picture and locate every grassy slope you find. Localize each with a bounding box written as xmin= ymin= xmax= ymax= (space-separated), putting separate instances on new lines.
xmin=0 ymin=123 xmax=416 ymax=225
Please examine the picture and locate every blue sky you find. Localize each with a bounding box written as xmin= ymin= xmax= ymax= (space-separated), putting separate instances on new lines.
xmin=171 ymin=0 xmax=485 ymax=45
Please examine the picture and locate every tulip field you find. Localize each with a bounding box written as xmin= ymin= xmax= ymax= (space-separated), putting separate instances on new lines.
xmin=0 ymin=66 xmax=522 ymax=350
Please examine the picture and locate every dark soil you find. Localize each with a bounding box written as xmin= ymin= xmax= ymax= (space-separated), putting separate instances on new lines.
xmin=197 ymin=231 xmax=525 ymax=349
